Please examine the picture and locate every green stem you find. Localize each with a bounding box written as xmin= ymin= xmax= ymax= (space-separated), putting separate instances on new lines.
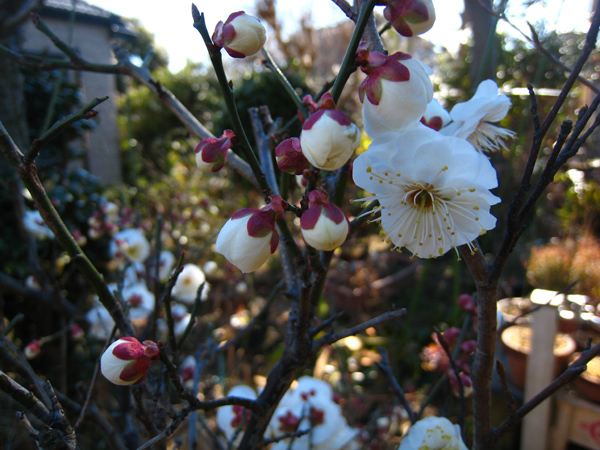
xmin=192 ymin=7 xmax=273 ymax=201
xmin=330 ymin=0 xmax=377 ymax=103
xmin=262 ymin=49 xmax=308 ymax=119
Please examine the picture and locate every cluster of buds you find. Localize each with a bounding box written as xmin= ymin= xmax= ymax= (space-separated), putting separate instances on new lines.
xmin=88 ymin=202 xmax=120 ymax=239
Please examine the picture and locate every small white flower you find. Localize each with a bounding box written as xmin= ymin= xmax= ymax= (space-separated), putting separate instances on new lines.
xmin=203 ymin=260 xmax=219 ymax=276
xmin=212 ymin=12 xmax=267 ymax=58
xmin=353 ymin=125 xmax=500 ymax=258
xmin=23 ymin=210 xmax=54 ymax=240
xmin=398 ymin=416 xmax=468 ymax=450
xmin=171 ymin=303 xmax=193 ymax=337
xmin=172 ymin=264 xmax=207 ymax=304
xmin=216 ymin=385 xmax=258 ymax=442
xmin=123 ymin=262 xmax=145 ymax=287
xmin=441 ymin=79 xmax=515 ymax=153
xmin=122 ymin=283 xmax=155 ymax=319
xmin=110 ymin=229 xmax=150 ymax=263
xmin=158 ymin=251 xmax=176 ymax=282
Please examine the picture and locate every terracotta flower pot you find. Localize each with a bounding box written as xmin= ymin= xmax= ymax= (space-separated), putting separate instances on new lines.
xmin=501 ymin=325 xmax=576 ymax=390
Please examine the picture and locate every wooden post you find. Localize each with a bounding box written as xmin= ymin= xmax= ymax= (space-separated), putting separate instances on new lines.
xmin=520 ymin=305 xmax=558 ymax=450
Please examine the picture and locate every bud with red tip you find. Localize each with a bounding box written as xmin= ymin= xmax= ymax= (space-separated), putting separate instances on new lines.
xmin=301 ymin=190 xmax=349 ymax=251
xmin=24 ymin=340 xmax=42 ymax=359
xmin=100 ymin=337 xmax=160 ymax=386
xmin=357 ymin=46 xmax=433 ymax=138
xmin=275 ymin=138 xmax=310 ymax=175
xmin=212 ymin=12 xmax=267 ymax=58
xmin=421 ymin=98 xmax=451 ymax=131
xmin=215 ymin=196 xmax=285 ymax=273
xmin=383 ymin=0 xmax=436 ymax=37
xmin=300 ymin=94 xmax=360 ymax=171
xmin=195 ymin=130 xmax=236 ymax=172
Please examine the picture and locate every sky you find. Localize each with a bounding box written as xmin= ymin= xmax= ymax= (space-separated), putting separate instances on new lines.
xmin=85 ymin=0 xmax=593 ymax=73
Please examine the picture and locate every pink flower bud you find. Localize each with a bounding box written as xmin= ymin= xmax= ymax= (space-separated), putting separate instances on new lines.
xmin=215 ymin=196 xmax=285 ymax=272
xmin=421 ymin=98 xmax=451 ymax=131
xmin=457 ymin=293 xmax=475 ymax=312
xmin=275 ymin=138 xmax=310 ymax=175
xmin=383 ymin=0 xmax=436 ymax=37
xmin=100 ymin=337 xmax=160 ymax=386
xmin=69 ymin=323 xmax=84 ymax=340
xmin=195 ymin=130 xmax=235 ymax=172
xmin=24 ymin=340 xmax=42 ymax=359
xmin=301 ymin=190 xmax=349 ymax=251
xmin=460 ymin=340 xmax=477 ymax=355
xmin=300 ymin=95 xmax=360 ymax=171
xmin=358 ymin=50 xmax=433 ymax=138
xmin=212 ymin=12 xmax=267 ymax=58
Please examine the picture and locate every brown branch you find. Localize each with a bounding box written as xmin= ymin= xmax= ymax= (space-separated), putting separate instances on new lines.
xmin=376 ymin=347 xmax=416 ymax=424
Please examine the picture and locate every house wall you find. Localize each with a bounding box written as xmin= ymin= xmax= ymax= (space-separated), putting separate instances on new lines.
xmin=21 ymin=17 xmax=122 ymax=185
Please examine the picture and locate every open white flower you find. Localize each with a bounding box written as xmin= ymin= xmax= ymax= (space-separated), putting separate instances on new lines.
xmin=86 ymin=304 xmax=115 ymax=340
xmin=353 ymin=125 xmax=500 ymax=258
xmin=441 ymin=79 xmax=515 ymax=153
xmin=122 ymin=283 xmax=155 ymax=320
xmin=172 ymin=264 xmax=207 ymax=304
xmin=110 ymin=229 xmax=150 ymax=263
xmin=216 ymin=385 xmax=258 ymax=443
xmin=23 ymin=210 xmax=54 ymax=240
xmin=398 ymin=416 xmax=468 ymax=450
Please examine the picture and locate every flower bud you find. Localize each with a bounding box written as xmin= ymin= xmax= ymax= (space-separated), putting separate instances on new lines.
xmin=212 ymin=12 xmax=267 ymax=58
xmin=300 ymin=95 xmax=360 ymax=171
xmin=421 ymin=98 xmax=451 ymax=131
xmin=216 ymin=196 xmax=285 ymax=272
xmin=100 ymin=337 xmax=159 ymax=386
xmin=301 ymin=190 xmax=349 ymax=251
xmin=384 ymin=0 xmax=436 ymax=37
xmin=24 ymin=340 xmax=42 ymax=359
xmin=195 ymin=130 xmax=235 ymax=172
xmin=457 ymin=293 xmax=475 ymax=312
xmin=358 ymin=49 xmax=433 ymax=138
xmin=275 ymin=138 xmax=310 ymax=175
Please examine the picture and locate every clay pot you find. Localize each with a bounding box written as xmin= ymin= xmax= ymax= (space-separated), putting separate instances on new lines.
xmin=501 ymin=325 xmax=576 ymax=390
xmin=572 ymin=353 xmax=600 ymax=403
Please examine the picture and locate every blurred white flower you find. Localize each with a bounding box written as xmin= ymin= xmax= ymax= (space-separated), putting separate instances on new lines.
xmin=353 ymin=125 xmax=500 ymax=258
xmin=441 ymin=79 xmax=515 ymax=153
xmin=158 ymin=251 xmax=176 ymax=281
xmin=23 ymin=210 xmax=54 ymax=240
xmin=203 ymin=260 xmax=219 ymax=276
xmin=122 ymin=283 xmax=155 ymax=319
xmin=398 ymin=416 xmax=468 ymax=450
xmin=172 ymin=264 xmax=208 ymax=304
xmin=217 ymin=385 xmax=258 ymax=443
xmin=171 ymin=303 xmax=193 ymax=337
xmin=110 ymin=229 xmax=150 ymax=263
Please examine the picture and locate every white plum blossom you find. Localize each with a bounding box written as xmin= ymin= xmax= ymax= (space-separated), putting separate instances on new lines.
xmin=110 ymin=229 xmax=150 ymax=264
xmin=216 ymin=385 xmax=258 ymax=443
xmin=216 ymin=196 xmax=285 ymax=273
xmin=300 ymin=190 xmax=349 ymax=251
xmin=353 ymin=124 xmax=500 ymax=258
xmin=398 ymin=416 xmax=468 ymax=450
xmin=358 ymin=48 xmax=433 ymax=139
xmin=267 ymin=377 xmax=359 ymax=450
xmin=441 ymin=79 xmax=515 ymax=153
xmin=123 ymin=262 xmax=145 ymax=287
xmin=300 ymin=95 xmax=360 ymax=171
xmin=172 ymin=264 xmax=207 ymax=304
xmin=23 ymin=210 xmax=54 ymax=240
xmin=212 ymin=12 xmax=267 ymax=58
xmin=100 ymin=337 xmax=159 ymax=386
xmin=171 ymin=304 xmax=193 ymax=337
xmin=158 ymin=251 xmax=175 ymax=282
xmin=122 ymin=283 xmax=155 ymax=320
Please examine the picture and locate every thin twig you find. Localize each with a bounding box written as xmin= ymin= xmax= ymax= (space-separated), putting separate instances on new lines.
xmin=376 ymin=347 xmax=416 ymax=424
